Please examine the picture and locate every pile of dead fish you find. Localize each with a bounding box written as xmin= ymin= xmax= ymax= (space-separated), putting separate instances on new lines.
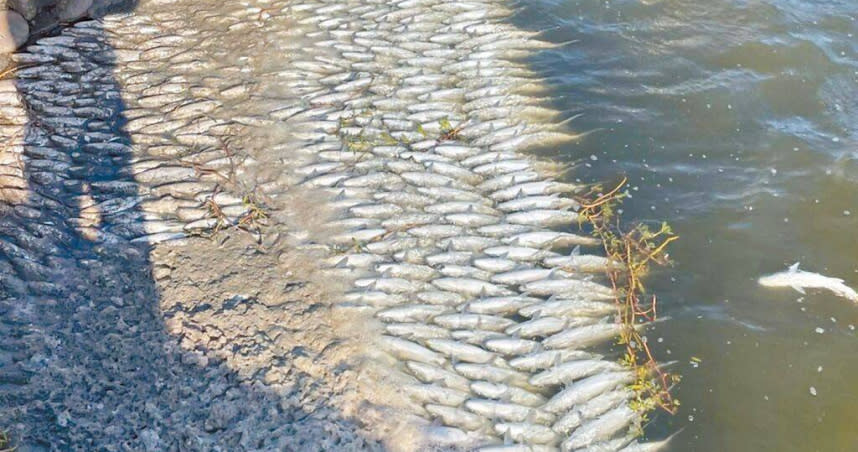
xmin=275 ymin=1 xmax=671 ymax=450
xmin=0 ymin=0 xmax=674 ymax=449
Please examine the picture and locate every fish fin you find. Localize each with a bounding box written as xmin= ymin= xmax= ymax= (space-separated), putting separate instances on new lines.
xmin=789 ymin=262 xmax=800 ymax=272
xmin=571 ymin=245 xmax=581 ymax=256
xmin=503 ymin=430 xmax=513 ymax=445
xmin=429 ymin=415 xmax=442 ymax=427
xmin=791 ymin=285 xmax=806 ymax=295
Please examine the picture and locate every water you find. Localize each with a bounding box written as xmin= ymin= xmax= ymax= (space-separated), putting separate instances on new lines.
xmin=515 ymin=1 xmax=858 ymax=450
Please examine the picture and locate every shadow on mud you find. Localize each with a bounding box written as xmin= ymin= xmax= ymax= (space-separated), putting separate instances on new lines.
xmin=0 ymin=5 xmax=380 ymax=451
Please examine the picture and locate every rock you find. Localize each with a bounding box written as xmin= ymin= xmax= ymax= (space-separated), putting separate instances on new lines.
xmin=57 ymin=0 xmax=91 ymax=21
xmin=7 ymin=0 xmax=44 ymax=20
xmin=0 ymin=9 xmax=28 ymax=52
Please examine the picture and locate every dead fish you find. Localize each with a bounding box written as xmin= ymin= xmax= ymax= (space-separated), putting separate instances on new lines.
xmin=438 ymin=236 xmax=502 ymax=252
xmin=521 ymin=279 xmax=615 ymax=299
xmin=519 ymin=299 xmax=616 ymax=318
xmin=543 ymin=323 xmax=625 ymax=350
xmin=434 ymin=313 xmax=515 ymax=332
xmin=404 ymin=384 xmax=470 ymax=407
xmin=376 ymin=304 xmax=450 ymax=323
xmin=476 ymin=223 xmax=534 ymax=238
xmin=355 ymin=277 xmax=427 ymax=294
xmin=454 ymin=363 xmax=532 ymax=388
xmin=426 ymin=252 xmax=475 ymax=266
xmin=507 ymin=316 xmax=599 ymax=339
xmin=494 ymin=422 xmax=560 ymax=445
xmin=470 ymin=381 xmax=546 ymax=407
xmin=530 ymin=360 xmax=623 ymax=386
xmin=379 ymin=335 xmax=446 ymax=366
xmin=542 ymin=372 xmax=634 ymax=414
xmin=439 ymin=265 xmax=494 ymax=281
xmin=376 ymin=263 xmax=439 ymax=281
xmin=508 ymin=350 xmax=601 ymax=372
xmin=506 ymin=209 xmax=579 ymax=227
xmin=451 ymin=329 xmax=506 ymax=346
xmin=497 ymin=195 xmax=580 ymax=213
xmin=465 ymin=399 xmax=552 ymax=424
xmin=385 ymin=323 xmax=452 ymax=340
xmin=425 ymin=404 xmax=488 ymax=431
xmin=416 ymin=290 xmax=466 ymax=306
xmin=492 ymin=268 xmax=571 ymax=286
xmin=562 ymin=406 xmax=638 ymax=451
xmin=473 ymin=258 xmax=520 ymax=273
xmin=425 ymin=338 xmax=497 ymax=363
xmin=433 ymin=278 xmax=513 ymax=297
xmin=342 ymin=291 xmax=405 ymax=307
xmin=466 ymin=296 xmax=540 ymax=315
xmin=484 ymin=337 xmax=540 ymax=356
xmin=544 ymin=253 xmax=618 ymax=273
xmin=484 ymin=246 xmax=559 ymax=262
xmin=406 ymin=361 xmax=471 ymax=391
xmin=492 ymin=181 xmax=583 ymax=202
xmin=553 ymin=388 xmax=633 ymax=435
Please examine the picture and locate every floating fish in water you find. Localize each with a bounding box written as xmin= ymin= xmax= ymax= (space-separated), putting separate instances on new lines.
xmin=758 ymin=262 xmax=858 ymax=302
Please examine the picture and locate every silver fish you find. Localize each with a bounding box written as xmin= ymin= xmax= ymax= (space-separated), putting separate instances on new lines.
xmin=562 ymin=406 xmax=638 ymax=451
xmin=404 ymin=384 xmax=470 ymax=407
xmin=433 ymin=278 xmax=513 ymax=297
xmin=542 ymin=372 xmax=634 ymax=414
xmin=494 ymin=423 xmax=559 ymax=445
xmin=379 ymin=336 xmax=446 ymax=366
xmin=425 ymin=404 xmax=488 ymax=431
xmin=376 ymin=304 xmax=450 ymax=323
xmin=385 ymin=323 xmax=452 ymax=340
xmin=406 ymin=361 xmax=471 ymax=391
xmin=425 ymin=339 xmax=497 ymax=364
xmin=530 ymin=360 xmax=622 ymax=386
xmin=758 ymin=262 xmax=858 ymax=302
xmin=552 ymin=389 xmax=633 ymax=434
xmin=434 ymin=313 xmax=515 ymax=331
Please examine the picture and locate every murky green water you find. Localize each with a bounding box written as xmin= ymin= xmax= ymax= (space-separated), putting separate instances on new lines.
xmin=515 ymin=1 xmax=858 ymax=450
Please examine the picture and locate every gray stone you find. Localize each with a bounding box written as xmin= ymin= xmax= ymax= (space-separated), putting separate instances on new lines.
xmin=7 ymin=0 xmax=42 ymax=20
xmin=57 ymin=0 xmax=91 ymax=21
xmin=0 ymin=9 xmax=28 ymax=52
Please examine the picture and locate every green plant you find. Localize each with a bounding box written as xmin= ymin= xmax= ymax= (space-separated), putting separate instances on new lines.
xmin=576 ymin=177 xmax=680 ymax=419
xmin=0 ymin=429 xmax=16 ymax=452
